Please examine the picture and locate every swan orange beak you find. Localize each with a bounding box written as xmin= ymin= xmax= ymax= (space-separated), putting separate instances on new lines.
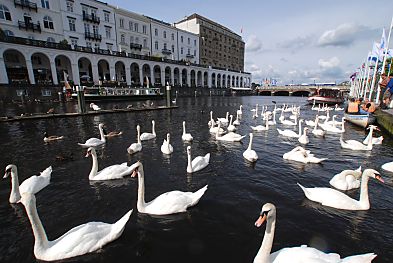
xmin=255 ymin=214 xmax=267 ymax=228
xmin=131 ymin=167 xmax=138 ymax=178
xmin=375 ymin=175 xmax=384 ymax=183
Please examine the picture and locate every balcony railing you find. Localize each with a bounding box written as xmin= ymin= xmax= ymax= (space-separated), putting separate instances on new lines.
xmin=162 ymin=48 xmax=172 ymax=55
xmin=186 ymin=54 xmax=194 ymax=59
xmin=18 ymin=21 xmax=41 ymax=33
xmin=83 ymin=13 xmax=100 ymax=24
xmin=130 ymin=43 xmax=142 ymax=50
xmin=85 ymin=32 xmax=102 ymax=41
xmin=14 ymin=0 xmax=37 ymax=11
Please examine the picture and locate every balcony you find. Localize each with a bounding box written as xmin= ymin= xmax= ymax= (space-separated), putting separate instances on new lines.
xmin=14 ymin=0 xmax=37 ymax=11
xmin=162 ymin=48 xmax=172 ymax=55
xmin=84 ymin=32 xmax=102 ymax=41
xmin=83 ymin=13 xmax=100 ymax=24
xmin=130 ymin=43 xmax=142 ymax=50
xmin=18 ymin=21 xmax=41 ymax=33
xmin=186 ymin=54 xmax=194 ymax=59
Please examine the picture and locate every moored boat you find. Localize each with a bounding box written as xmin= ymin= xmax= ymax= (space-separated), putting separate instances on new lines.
xmin=71 ymin=86 xmax=164 ymax=102
xmin=307 ymin=88 xmax=344 ymax=105
xmin=344 ymin=112 xmax=376 ymax=128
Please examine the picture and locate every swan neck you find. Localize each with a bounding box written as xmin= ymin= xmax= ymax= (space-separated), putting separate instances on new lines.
xmin=137 ymin=166 xmax=146 ymax=211
xmin=359 ymin=173 xmax=370 ymax=208
xmin=247 ymin=135 xmax=253 ymax=150
xmin=99 ymin=125 xmax=106 ymax=142
xmin=255 ymin=215 xmax=276 ymax=263
xmin=137 ymin=127 xmax=141 ymax=144
xmin=24 ymin=197 xmax=49 ymax=249
xmin=183 ymin=122 xmax=186 ymax=135
xmin=187 ymin=150 xmax=192 ymax=172
xmin=298 ymin=121 xmax=302 ymax=136
xmin=10 ymin=169 xmax=21 ymax=203
xmin=152 ymin=122 xmax=156 ymax=136
xmin=89 ymin=151 xmax=99 ymax=180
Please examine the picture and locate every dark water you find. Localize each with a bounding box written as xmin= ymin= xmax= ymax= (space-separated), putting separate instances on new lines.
xmin=0 ymin=96 xmax=392 ymax=262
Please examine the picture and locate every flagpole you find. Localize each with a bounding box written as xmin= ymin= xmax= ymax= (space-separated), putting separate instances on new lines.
xmin=364 ymin=63 xmax=372 ymax=100
xmin=361 ymin=52 xmax=371 ymax=98
xmin=376 ymin=16 xmax=393 ymax=103
xmin=369 ymin=57 xmax=380 ymax=101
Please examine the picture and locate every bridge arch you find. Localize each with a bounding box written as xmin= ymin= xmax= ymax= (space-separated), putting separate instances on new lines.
xmin=292 ymin=90 xmax=310 ymax=97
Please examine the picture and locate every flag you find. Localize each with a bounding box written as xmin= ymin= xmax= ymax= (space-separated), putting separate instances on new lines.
xmin=380 ymin=28 xmax=386 ymax=50
xmin=63 ymin=71 xmax=71 ymax=90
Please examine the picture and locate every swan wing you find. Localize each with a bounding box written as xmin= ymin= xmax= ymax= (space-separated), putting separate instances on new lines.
xmin=191 ymin=154 xmax=210 ymax=172
xmin=270 ymin=246 xmax=341 ymax=263
xmin=298 ymin=184 xmax=360 ymax=210
xmin=140 ymin=133 xmax=155 ymax=141
xmin=341 ymin=253 xmax=377 ymax=262
xmin=42 ymin=210 xmax=132 ymax=261
xmin=243 ymin=150 xmax=258 ymax=162
xmin=79 ymin=138 xmax=104 ymax=147
xmin=20 ymin=167 xmax=52 ymax=195
xmin=381 ymin=161 xmax=393 ymax=172
xmin=94 ymin=163 xmax=132 ymax=180
xmin=128 ymin=143 xmax=142 ymax=154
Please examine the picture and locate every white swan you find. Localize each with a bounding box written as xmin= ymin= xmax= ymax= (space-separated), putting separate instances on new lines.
xmin=267 ymin=111 xmax=276 ymax=126
xmin=363 ymin=125 xmax=383 ymax=145
xmin=78 ymin=123 xmax=106 ymax=147
xmin=186 ymin=146 xmax=210 ymax=173
xmin=280 ymin=116 xmax=297 ymax=126
xmin=243 ymin=133 xmax=258 ymax=162
xmin=161 ymin=133 xmax=174 ymax=155
xmin=237 ymin=104 xmax=243 ymax=116
xmin=182 ymin=121 xmax=193 ymax=141
xmin=127 ymin=125 xmax=142 ymax=154
xmin=216 ymin=121 xmax=245 ymax=142
xmin=340 ymin=134 xmax=373 ymax=151
xmin=298 ymin=127 xmax=309 ymax=144
xmin=90 ymin=103 xmax=101 ymax=111
xmin=227 ymin=115 xmax=237 ymax=132
xmin=334 ymin=104 xmax=344 ymax=111
xmin=253 ymin=203 xmax=377 ymax=263
xmin=208 ymin=111 xmax=216 ymax=127
xmin=311 ymin=116 xmax=326 ymax=137
xmin=43 ymin=132 xmax=64 ymax=142
xmin=298 ymin=169 xmax=384 ymax=210
xmin=233 ymin=112 xmax=241 ymax=126
xmin=86 ymin=147 xmax=138 ymax=180
xmin=320 ymin=117 xmax=345 ymax=133
xmin=251 ymin=104 xmax=259 ymax=119
xmin=19 ymin=192 xmax=131 ymax=261
xmin=277 ymin=120 xmax=303 ymax=138
xmin=131 ymin=161 xmax=208 ymax=215
xmin=283 ymin=146 xmax=326 ymax=164
xmin=251 ymin=118 xmax=269 ymax=131
xmin=382 ymin=161 xmax=393 ymax=172
xmin=329 ymin=166 xmax=362 ymax=191
xmin=140 ymin=120 xmax=156 ymax=141
xmin=217 ymin=112 xmax=229 ymax=124
xmin=3 ymin=165 xmax=51 ymax=203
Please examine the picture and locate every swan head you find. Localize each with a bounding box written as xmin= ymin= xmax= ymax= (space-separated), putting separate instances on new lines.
xmin=167 ymin=133 xmax=170 ymax=141
xmin=85 ymin=147 xmax=96 ymax=157
xmin=4 ymin=164 xmax=16 ymax=178
xmin=43 ymin=132 xmax=49 ymax=139
xmin=367 ymin=125 xmax=379 ymax=131
xmin=130 ymin=161 xmax=142 ymax=177
xmin=255 ymin=203 xmax=276 ymax=231
xmin=98 ymin=123 xmax=104 ymax=129
xmin=364 ymin=169 xmax=384 ymax=183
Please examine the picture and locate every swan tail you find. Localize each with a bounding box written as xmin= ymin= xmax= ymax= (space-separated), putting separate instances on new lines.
xmin=190 ymin=185 xmax=208 ymax=206
xmin=111 ymin=209 xmax=133 ymax=237
xmin=40 ymin=166 xmax=52 ymax=178
xmin=204 ymin=153 xmax=211 ymax=163
xmin=341 ymin=253 xmax=376 ymax=262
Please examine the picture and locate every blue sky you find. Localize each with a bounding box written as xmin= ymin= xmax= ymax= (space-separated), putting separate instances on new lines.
xmin=108 ymin=0 xmax=393 ymax=85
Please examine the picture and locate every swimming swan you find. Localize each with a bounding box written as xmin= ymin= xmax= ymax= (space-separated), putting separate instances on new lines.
xmin=329 ymin=166 xmax=362 ymax=191
xmin=78 ymin=123 xmax=106 ymax=147
xmin=161 ymin=133 xmax=174 ymax=155
xmin=19 ymin=192 xmax=131 ymax=261
xmin=363 ymin=125 xmax=383 ymax=145
xmin=3 ymin=165 xmax=51 ymax=203
xmin=182 ymin=121 xmax=193 ymax=141
xmin=186 ymin=146 xmax=210 ymax=173
xmin=140 ymin=120 xmax=156 ymax=141
xmin=216 ymin=121 xmax=245 ymax=142
xmin=127 ymin=125 xmax=142 ymax=154
xmin=298 ymin=169 xmax=384 ymax=210
xmin=43 ymin=132 xmax=64 ymax=142
xmin=243 ymin=133 xmax=258 ymax=162
xmin=283 ymin=146 xmax=326 ymax=164
xmin=131 ymin=161 xmax=208 ymax=215
xmin=253 ymin=203 xmax=376 ymax=262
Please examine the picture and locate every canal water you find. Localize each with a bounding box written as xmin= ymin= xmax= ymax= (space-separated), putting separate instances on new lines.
xmin=0 ymin=96 xmax=392 ymax=262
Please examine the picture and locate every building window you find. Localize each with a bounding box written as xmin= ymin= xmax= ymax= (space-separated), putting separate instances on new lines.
xmin=164 ymin=43 xmax=167 ymax=50
xmin=105 ymin=27 xmax=111 ymax=39
xmin=134 ymin=23 xmax=138 ymax=32
xmin=129 ymin=21 xmax=133 ymax=30
xmin=82 ymin=6 xmax=88 ymax=16
xmin=171 ymin=44 xmax=174 ymax=52
xmin=142 ymin=25 xmax=147 ymax=34
xmin=91 ymin=9 xmax=97 ymax=17
xmin=86 ymin=42 xmax=92 ymax=48
xmin=84 ymin=23 xmax=90 ymax=33
xmin=171 ymin=33 xmax=174 ymax=41
xmin=130 ymin=36 xmax=134 ymax=43
xmin=119 ymin=18 xmax=124 ymax=28
xmin=187 ymin=48 xmax=190 ymax=55
xmin=155 ymin=28 xmax=158 ymax=36
xmin=41 ymin=0 xmax=50 ymax=9
xmin=181 ymin=36 xmax=183 ymax=43
xmin=194 ymin=50 xmax=196 ymax=56
xmin=92 ymin=25 xmax=98 ymax=34
xmin=135 ymin=37 xmax=139 ymax=43
xmin=155 ymin=41 xmax=158 ymax=50
xmin=47 ymin=37 xmax=55 ymax=43
xmin=194 ymin=39 xmax=196 ymax=46
xmin=4 ymin=30 xmax=14 ymax=36
xmin=188 ymin=38 xmax=190 ymax=45
xmin=143 ymin=39 xmax=147 ymax=48
xmin=42 ymin=90 xmax=52 ymax=96
xmin=181 ymin=47 xmax=183 ymax=54
xmin=0 ymin=5 xmax=11 ymax=21
xmin=120 ymin=34 xmax=125 ymax=44
xmin=163 ymin=31 xmax=166 ymax=38
xmin=71 ymin=39 xmax=78 ymax=46
xmin=104 ymin=12 xmax=109 ymax=22
xmin=66 ymin=1 xmax=73 ymax=12
xmin=68 ymin=18 xmax=76 ymax=31
xmin=43 ymin=16 xmax=54 ymax=29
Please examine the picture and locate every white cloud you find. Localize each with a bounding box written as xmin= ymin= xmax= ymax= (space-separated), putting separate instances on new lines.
xmin=246 ymin=35 xmax=263 ymax=52
xmin=318 ymin=57 xmax=340 ymax=68
xmin=317 ymin=23 xmax=376 ymax=47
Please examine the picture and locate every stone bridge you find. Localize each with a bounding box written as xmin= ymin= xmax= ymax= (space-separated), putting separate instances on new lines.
xmin=256 ymin=85 xmax=350 ymax=97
